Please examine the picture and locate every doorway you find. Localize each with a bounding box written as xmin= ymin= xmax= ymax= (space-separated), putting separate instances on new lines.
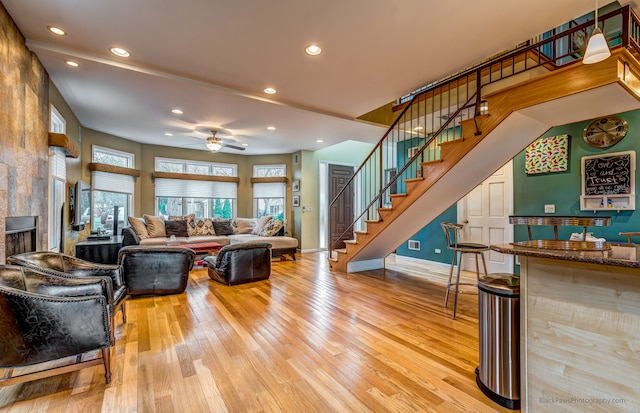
xmin=457 ymin=160 xmax=514 ymax=273
xmin=327 ymin=164 xmax=355 ymax=250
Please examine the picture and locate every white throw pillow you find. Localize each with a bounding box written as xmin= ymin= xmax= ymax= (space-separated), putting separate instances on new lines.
xmin=235 ymin=218 xmax=257 ymax=234
xmin=252 ymin=215 xmax=272 ymax=235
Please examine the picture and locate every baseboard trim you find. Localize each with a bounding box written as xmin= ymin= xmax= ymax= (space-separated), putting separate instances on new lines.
xmin=347 ymin=258 xmax=385 ymax=273
xmin=300 ymin=248 xmax=319 ymax=253
xmin=390 ymin=254 xmax=450 ymax=268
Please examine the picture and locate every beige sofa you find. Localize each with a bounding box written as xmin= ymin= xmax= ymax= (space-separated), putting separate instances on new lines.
xmin=122 ymin=215 xmax=298 ymax=260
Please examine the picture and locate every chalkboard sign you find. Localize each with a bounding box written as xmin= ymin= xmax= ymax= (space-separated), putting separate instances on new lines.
xmin=582 ymin=151 xmax=635 ymax=195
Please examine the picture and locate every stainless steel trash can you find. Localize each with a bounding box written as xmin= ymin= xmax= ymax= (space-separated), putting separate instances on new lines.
xmin=476 ymin=273 xmax=520 ymax=410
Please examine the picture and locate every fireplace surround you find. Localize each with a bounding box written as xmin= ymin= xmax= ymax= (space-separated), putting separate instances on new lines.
xmin=4 ymin=217 xmax=38 ymax=261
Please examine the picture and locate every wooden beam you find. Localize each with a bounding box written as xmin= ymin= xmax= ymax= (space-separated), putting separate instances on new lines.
xmin=250 ymin=177 xmax=289 ymax=184
xmin=48 ymin=132 xmax=80 ymax=158
xmin=89 ymin=163 xmax=141 ymax=177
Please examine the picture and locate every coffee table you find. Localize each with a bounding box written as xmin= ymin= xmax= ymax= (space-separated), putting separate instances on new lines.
xmin=176 ymin=241 xmax=224 ymax=256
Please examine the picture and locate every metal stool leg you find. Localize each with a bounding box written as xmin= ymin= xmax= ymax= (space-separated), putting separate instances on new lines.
xmin=480 ymin=251 xmax=488 ymax=278
xmin=444 ymin=250 xmax=457 ymax=308
xmin=452 ymin=251 xmax=464 ymax=319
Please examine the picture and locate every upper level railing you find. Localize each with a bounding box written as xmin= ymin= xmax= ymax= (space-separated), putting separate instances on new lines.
xmin=328 ymin=5 xmax=640 ymax=256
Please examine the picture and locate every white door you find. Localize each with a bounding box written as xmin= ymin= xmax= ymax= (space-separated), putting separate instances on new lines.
xmin=457 ymin=160 xmax=513 ymax=273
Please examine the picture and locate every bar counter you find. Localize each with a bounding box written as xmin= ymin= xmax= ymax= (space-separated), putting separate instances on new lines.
xmin=491 ymin=241 xmax=640 ymax=412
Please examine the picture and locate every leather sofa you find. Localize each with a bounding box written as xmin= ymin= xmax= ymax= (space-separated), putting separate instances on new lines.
xmin=117 ymin=246 xmax=195 ymax=296
xmin=0 ymin=265 xmax=112 ymax=385
xmin=204 ymin=242 xmax=272 ymax=285
xmin=7 ymin=251 xmax=127 ymax=324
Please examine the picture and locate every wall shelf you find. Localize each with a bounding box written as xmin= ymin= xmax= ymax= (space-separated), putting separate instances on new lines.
xmin=580 ymin=194 xmax=635 ymax=211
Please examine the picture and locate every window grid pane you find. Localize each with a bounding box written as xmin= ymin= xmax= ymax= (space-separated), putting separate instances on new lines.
xmin=155 ymin=157 xmax=237 ymax=177
xmin=92 ymin=146 xmax=133 ymax=168
xmin=254 ymin=164 xmax=286 ymax=177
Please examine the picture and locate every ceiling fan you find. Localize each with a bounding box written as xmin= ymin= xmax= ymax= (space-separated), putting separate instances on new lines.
xmin=202 ymin=130 xmax=246 ymax=152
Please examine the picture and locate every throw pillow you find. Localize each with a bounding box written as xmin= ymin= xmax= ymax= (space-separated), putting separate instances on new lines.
xmin=212 ymin=220 xmax=234 ymax=236
xmin=143 ymin=214 xmax=166 ymax=238
xmin=128 ymin=216 xmax=149 ymax=240
xmin=193 ymin=217 xmax=216 ymax=236
xmin=252 ymin=215 xmax=272 ymax=235
xmin=169 ymin=213 xmax=196 ymax=236
xmin=260 ymin=219 xmax=284 ymax=237
xmin=234 ymin=218 xmax=257 ymax=234
xmin=165 ymin=219 xmax=189 ymax=237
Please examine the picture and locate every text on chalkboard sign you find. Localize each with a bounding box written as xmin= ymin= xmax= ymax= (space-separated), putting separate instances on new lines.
xmin=581 ymin=151 xmax=635 ymax=195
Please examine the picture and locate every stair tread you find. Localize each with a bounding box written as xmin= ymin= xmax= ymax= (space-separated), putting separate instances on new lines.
xmin=354 ymin=230 xmax=368 ymax=235
xmin=378 ymin=207 xmax=393 ymax=211
xmin=364 ymin=219 xmax=381 ymax=223
xmin=389 ymin=193 xmax=407 ymax=198
xmin=344 ymin=240 xmax=357 ymax=244
xmin=420 ymin=159 xmax=443 ymax=166
xmin=404 ymin=177 xmax=424 ymax=183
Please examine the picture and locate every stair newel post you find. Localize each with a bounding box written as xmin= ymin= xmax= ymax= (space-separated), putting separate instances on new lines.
xmin=378 ymin=144 xmax=383 ymax=212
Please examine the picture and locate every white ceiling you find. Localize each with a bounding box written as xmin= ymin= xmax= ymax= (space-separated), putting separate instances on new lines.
xmin=3 ymin=0 xmax=634 ymax=155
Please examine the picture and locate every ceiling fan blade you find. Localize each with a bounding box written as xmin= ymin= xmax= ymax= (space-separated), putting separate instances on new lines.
xmin=224 ymin=144 xmax=246 ymax=151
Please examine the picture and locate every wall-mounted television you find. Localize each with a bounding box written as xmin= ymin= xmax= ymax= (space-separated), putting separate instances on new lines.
xmin=73 ymin=180 xmax=91 ymax=226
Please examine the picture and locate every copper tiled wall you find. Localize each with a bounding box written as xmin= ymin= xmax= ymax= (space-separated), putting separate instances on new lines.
xmin=0 ymin=2 xmax=50 ymax=263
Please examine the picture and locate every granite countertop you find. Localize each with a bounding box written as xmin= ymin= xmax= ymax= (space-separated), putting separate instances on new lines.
xmin=491 ymin=240 xmax=640 ymax=268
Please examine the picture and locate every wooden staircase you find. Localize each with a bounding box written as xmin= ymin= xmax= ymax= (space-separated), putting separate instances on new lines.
xmin=330 ymin=49 xmax=640 ymax=273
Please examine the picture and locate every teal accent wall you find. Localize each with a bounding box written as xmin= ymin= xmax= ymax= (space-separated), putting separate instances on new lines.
xmin=395 ymin=206 xmax=457 ymax=263
xmin=513 ymin=109 xmax=640 ymax=243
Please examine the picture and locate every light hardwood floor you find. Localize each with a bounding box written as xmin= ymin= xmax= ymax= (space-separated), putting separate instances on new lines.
xmin=0 ymin=253 xmax=511 ymax=412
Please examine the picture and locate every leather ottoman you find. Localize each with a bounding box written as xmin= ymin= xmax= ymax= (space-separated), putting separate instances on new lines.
xmin=204 ymin=242 xmax=271 ymax=286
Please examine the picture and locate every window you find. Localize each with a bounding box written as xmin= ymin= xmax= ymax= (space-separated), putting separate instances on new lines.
xmin=91 ymin=146 xmax=135 ymax=235
xmin=154 ymin=158 xmax=238 ymax=219
xmin=48 ymin=105 xmax=66 ymax=251
xmin=155 ymin=158 xmax=237 ymax=176
xmin=48 ymin=147 xmax=66 ymax=251
xmin=253 ymin=165 xmax=286 ymax=221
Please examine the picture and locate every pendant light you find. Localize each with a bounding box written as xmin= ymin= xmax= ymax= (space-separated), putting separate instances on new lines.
xmin=583 ymin=0 xmax=611 ymax=64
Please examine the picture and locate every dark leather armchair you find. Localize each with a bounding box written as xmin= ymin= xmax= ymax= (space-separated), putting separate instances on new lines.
xmin=117 ymin=246 xmax=195 ymax=296
xmin=205 ymin=242 xmax=272 ymax=285
xmin=0 ymin=265 xmax=112 ymax=386
xmin=7 ymin=251 xmax=127 ymax=324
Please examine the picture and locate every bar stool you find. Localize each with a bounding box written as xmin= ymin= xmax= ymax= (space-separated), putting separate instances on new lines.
xmin=440 ymin=222 xmax=489 ymax=319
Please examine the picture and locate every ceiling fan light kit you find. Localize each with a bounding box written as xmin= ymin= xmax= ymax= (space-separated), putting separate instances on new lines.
xmin=203 ymin=130 xmax=246 ymax=152
xmin=206 ymin=137 xmax=223 ymax=152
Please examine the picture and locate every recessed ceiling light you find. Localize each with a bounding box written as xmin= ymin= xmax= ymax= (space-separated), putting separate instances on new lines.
xmin=264 ymin=87 xmax=277 ymax=94
xmin=110 ymin=47 xmax=130 ymax=57
xmin=242 ymin=143 xmax=249 ymax=147
xmin=316 ymin=139 xmax=324 ymax=143
xmin=48 ymin=26 xmax=66 ymax=36
xmin=65 ymin=60 xmax=79 ymax=67
xmin=414 ymin=126 xmax=424 ymax=131
xmin=305 ymin=44 xmax=322 ymax=56
xmin=267 ymin=126 xmax=276 ymax=131
xmin=164 ymin=132 xmax=173 ymax=137
xmin=171 ymin=109 xmax=183 ymax=115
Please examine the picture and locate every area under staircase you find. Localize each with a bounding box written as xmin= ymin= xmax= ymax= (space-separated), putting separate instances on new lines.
xmin=329 ymin=6 xmax=640 ymax=273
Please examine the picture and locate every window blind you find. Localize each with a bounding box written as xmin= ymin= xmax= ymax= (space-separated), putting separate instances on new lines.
xmin=253 ymin=182 xmax=285 ymax=198
xmin=92 ymin=171 xmax=135 ymax=194
xmin=49 ymin=147 xmax=66 ymax=181
xmin=155 ymin=178 xmax=237 ymax=198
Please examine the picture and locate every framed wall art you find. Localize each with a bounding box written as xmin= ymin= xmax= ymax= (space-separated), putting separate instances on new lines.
xmin=525 ymin=134 xmax=569 ymax=174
